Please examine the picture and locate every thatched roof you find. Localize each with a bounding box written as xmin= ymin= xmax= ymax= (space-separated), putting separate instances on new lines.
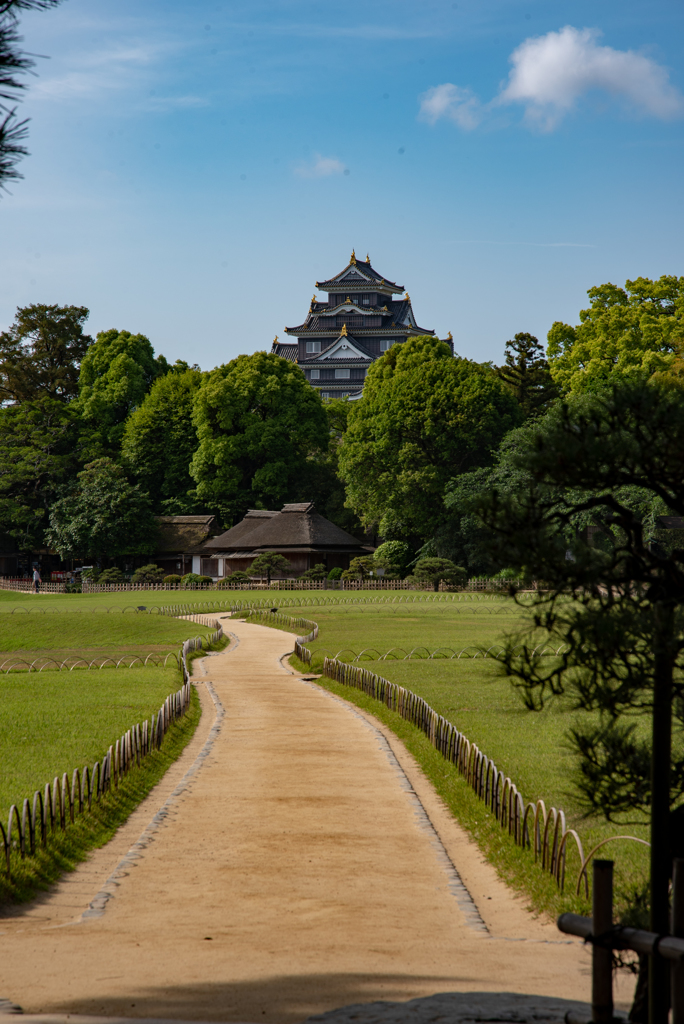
xmin=156 ymin=515 xmax=217 ymax=553
xmin=204 ymin=509 xmax=279 ymax=551
xmin=209 ymin=504 xmax=365 ymax=554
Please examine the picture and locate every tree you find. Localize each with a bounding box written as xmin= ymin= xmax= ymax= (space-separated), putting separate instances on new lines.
xmin=121 ymin=364 xmax=202 ymax=510
xmin=472 ymin=379 xmax=684 ymax=1020
xmin=341 ymin=555 xmax=375 ymax=581
xmin=298 ymin=563 xmax=327 ymax=580
xmin=249 ymin=551 xmax=291 ymax=585
xmin=496 ymin=333 xmax=557 ymax=418
xmin=131 ymin=563 xmax=165 ymax=584
xmin=46 ymin=458 xmax=158 ymax=562
xmin=339 ymin=336 xmax=522 ymax=539
xmin=78 ymin=328 xmax=169 ymax=457
xmin=0 ymin=1 xmax=63 ymax=191
xmin=374 ymin=540 xmax=411 ymax=577
xmin=299 ymin=397 xmax=364 ymax=537
xmin=547 ymin=276 xmax=684 ymax=395
xmin=412 ymin=556 xmax=466 ymax=591
xmin=0 ymin=304 xmax=92 ymax=403
xmin=190 ymin=352 xmax=329 ymax=524
xmin=0 ymin=397 xmax=80 ymax=551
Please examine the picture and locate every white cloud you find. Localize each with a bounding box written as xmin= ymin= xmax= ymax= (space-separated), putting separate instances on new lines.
xmin=418 ymin=84 xmax=481 ymax=130
xmin=294 ymin=154 xmax=346 ymax=178
xmin=498 ymin=26 xmax=684 ymax=130
xmin=31 ymin=42 xmax=179 ymax=102
xmin=420 ymin=26 xmax=684 ymax=132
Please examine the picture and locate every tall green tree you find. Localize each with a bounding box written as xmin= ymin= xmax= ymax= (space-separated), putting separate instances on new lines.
xmin=190 ymin=352 xmax=329 ymax=523
xmin=249 ymin=551 xmax=291 ymax=585
xmin=496 ymin=332 xmax=557 ymax=418
xmin=547 ymin=276 xmax=684 ymax=395
xmin=0 ymin=398 xmax=79 ymax=550
xmin=78 ymin=328 xmax=169 ymax=458
xmin=0 ymin=303 xmax=92 ymax=402
xmin=121 ymin=363 xmax=202 ymax=510
xmin=0 ymin=1 xmax=63 ymax=191
xmin=472 ymin=379 xmax=684 ymax=1021
xmin=46 ymin=457 xmax=157 ymax=562
xmin=339 ymin=335 xmax=522 ymax=539
xmin=0 ymin=303 xmax=90 ymax=551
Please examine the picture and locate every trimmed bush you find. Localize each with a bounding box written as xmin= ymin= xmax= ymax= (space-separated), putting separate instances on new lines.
xmin=131 ymin=563 xmax=165 ymax=584
xmin=97 ymin=567 xmax=125 ymax=584
xmin=217 ymin=572 xmax=252 ymax=588
xmin=327 ymin=567 xmax=343 ymax=580
xmin=163 ymin=574 xmax=182 ymax=585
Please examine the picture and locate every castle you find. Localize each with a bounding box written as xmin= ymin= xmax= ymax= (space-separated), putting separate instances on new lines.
xmin=271 ymin=251 xmax=450 ymax=399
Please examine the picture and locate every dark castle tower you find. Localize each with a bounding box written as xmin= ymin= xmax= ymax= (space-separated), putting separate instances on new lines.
xmin=271 ymin=251 xmax=449 ymax=399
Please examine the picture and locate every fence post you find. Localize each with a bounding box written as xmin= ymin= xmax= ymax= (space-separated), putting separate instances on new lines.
xmin=592 ymin=859 xmax=614 ymax=1024
xmin=672 ymin=858 xmax=684 ymax=1023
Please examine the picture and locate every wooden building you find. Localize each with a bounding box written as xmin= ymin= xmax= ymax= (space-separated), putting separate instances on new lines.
xmin=204 ymin=503 xmax=371 ymax=577
xmin=271 ymin=251 xmax=450 ymax=399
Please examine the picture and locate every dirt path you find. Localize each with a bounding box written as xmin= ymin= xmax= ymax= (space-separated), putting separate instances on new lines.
xmin=0 ymin=620 xmax=631 ymax=1022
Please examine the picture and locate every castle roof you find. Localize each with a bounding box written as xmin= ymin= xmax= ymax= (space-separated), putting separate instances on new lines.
xmin=315 ymin=251 xmax=403 ymax=292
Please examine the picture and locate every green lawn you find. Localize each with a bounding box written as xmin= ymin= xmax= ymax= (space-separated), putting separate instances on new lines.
xmin=0 ymin=666 xmax=188 ymax=811
xmin=0 ymin=611 xmax=216 ymax=651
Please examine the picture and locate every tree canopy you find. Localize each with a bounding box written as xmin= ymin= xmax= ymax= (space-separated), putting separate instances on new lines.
xmin=547 ymin=276 xmax=684 ymax=395
xmin=46 ymin=457 xmax=158 ymax=561
xmin=190 ymin=351 xmax=329 ymax=523
xmin=78 ymin=328 xmax=169 ymax=457
xmin=495 ymin=332 xmax=557 ymax=418
xmin=471 ymin=378 xmax=684 ymax=1015
xmin=339 ymin=335 xmax=522 ymax=539
xmin=121 ymin=363 xmax=202 ymax=510
xmin=0 ymin=303 xmax=92 ymax=403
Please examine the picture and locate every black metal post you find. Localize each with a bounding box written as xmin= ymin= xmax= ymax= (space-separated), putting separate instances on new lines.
xmin=593 ymin=859 xmax=614 ymax=1024
xmin=650 ymin=602 xmax=674 ymax=1024
xmin=672 ymin=858 xmax=684 ymax=1024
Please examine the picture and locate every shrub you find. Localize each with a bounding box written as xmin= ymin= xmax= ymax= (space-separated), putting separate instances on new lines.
xmin=180 ymin=572 xmax=203 ymax=588
xmin=80 ymin=567 xmax=100 ymax=582
xmin=298 ymin=563 xmax=327 ymax=580
xmin=327 ymin=567 xmax=343 ymax=580
xmin=217 ymin=571 xmax=252 ymax=588
xmin=413 ymin=557 xmax=467 ymax=592
xmin=163 ymin=574 xmax=182 ymax=585
xmin=97 ymin=567 xmax=125 ymax=584
xmin=341 ymin=556 xmax=375 ymax=581
xmin=131 ymin=563 xmax=165 ymax=584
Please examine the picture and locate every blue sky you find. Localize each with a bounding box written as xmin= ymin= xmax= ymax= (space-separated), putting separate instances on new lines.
xmin=1 ymin=0 xmax=683 ymax=368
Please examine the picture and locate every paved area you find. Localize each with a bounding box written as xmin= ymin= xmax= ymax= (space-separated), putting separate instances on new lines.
xmin=0 ymin=619 xmax=633 ymax=1022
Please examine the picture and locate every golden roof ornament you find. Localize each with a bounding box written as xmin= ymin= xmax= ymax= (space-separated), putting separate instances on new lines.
xmin=405 ymin=292 xmax=411 ymax=302
xmin=366 ymin=253 xmax=371 ymax=262
xmin=447 ymin=331 xmax=453 ymax=340
xmin=346 ymin=296 xmax=352 ymax=304
xmin=273 ymin=335 xmax=278 ymax=344
xmin=350 ymin=249 xmax=356 ymax=265
xmin=341 ymin=323 xmax=348 ymax=336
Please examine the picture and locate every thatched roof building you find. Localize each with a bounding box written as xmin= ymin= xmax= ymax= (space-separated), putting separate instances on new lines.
xmin=206 ymin=502 xmax=370 ymax=576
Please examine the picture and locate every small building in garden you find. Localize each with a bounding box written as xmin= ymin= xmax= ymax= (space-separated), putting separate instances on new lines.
xmin=204 ymin=502 xmax=371 ymax=577
xmin=271 ymin=251 xmax=448 ymax=400
xmin=154 ymin=515 xmax=218 ymax=577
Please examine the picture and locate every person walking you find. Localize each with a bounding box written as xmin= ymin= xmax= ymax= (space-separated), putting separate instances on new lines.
xmin=32 ymin=566 xmax=41 ymax=593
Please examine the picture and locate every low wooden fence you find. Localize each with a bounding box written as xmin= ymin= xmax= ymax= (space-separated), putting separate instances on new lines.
xmin=320 ymin=655 xmax=587 ymax=893
xmin=1 ymin=679 xmax=192 ymax=879
xmin=0 ymin=617 xmax=224 ymax=878
xmin=242 ymin=608 xmax=318 ymax=643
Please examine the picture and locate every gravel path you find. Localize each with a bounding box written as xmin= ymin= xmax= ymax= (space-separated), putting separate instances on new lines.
xmin=0 ymin=619 xmax=633 ymax=1022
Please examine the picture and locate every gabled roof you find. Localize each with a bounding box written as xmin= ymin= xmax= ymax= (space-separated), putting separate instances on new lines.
xmin=204 ymin=509 xmax=279 ymax=551
xmin=156 ymin=515 xmax=217 ymax=553
xmin=310 ymin=333 xmax=373 ymax=361
xmin=316 ymin=252 xmax=403 ymax=292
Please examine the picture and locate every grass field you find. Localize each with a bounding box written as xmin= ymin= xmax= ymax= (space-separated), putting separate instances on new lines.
xmin=0 ymin=588 xmax=224 ymax=903
xmin=275 ymin=596 xmax=652 ymax=920
xmin=0 ymin=666 xmax=189 ymax=810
